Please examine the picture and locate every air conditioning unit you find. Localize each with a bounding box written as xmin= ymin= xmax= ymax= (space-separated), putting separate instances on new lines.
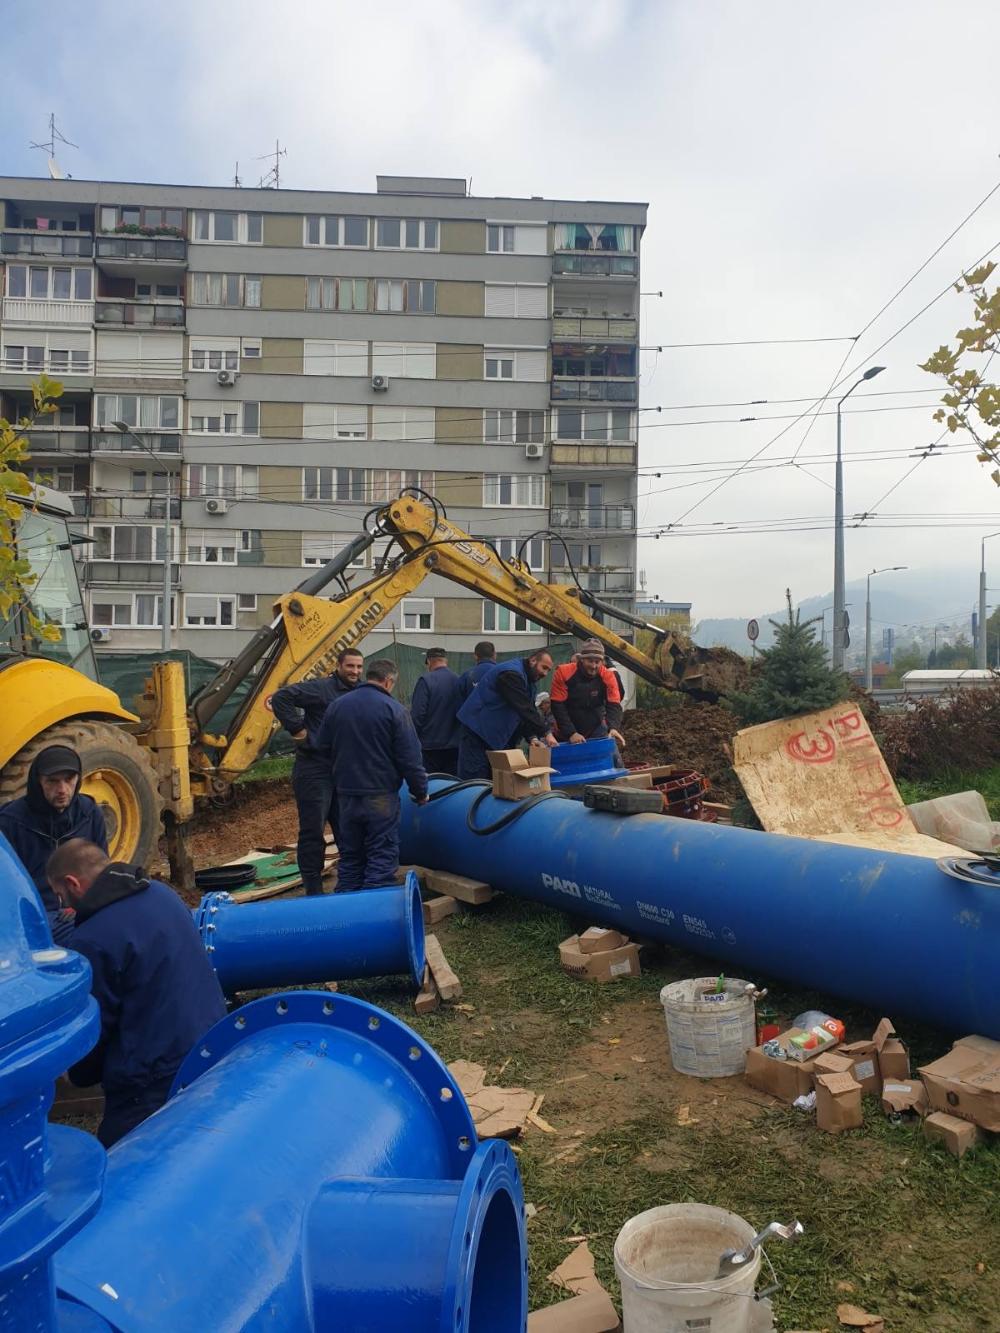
xmin=204 ymin=496 xmax=229 ymax=515
xmin=524 ymin=442 xmax=545 ymax=459
xmin=90 ymin=627 xmax=112 ymax=644
xmin=371 ymin=374 xmax=390 ymax=392
xmin=217 ymin=369 xmax=239 ymax=387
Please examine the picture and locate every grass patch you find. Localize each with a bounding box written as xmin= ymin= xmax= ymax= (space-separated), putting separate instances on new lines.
xmin=235 ymin=753 xmax=294 ymax=785
xmin=897 ymin=763 xmax=1000 ymax=819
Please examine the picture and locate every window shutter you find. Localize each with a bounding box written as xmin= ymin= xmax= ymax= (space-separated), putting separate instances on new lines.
xmin=516 ymin=286 xmax=548 ymax=319
xmin=516 ymin=350 xmax=547 ymax=382
xmin=485 ymin=285 xmax=517 ymax=318
xmin=515 ymin=225 xmax=547 ymax=255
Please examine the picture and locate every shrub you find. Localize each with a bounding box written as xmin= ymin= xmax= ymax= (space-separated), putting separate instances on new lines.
xmin=877 ymin=685 xmax=1000 ymax=779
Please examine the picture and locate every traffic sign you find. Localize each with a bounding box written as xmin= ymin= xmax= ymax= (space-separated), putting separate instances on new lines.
xmin=747 ymin=618 xmax=760 ymax=643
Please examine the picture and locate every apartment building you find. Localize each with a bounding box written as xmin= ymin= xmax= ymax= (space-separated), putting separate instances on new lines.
xmin=0 ymin=175 xmax=646 ymax=661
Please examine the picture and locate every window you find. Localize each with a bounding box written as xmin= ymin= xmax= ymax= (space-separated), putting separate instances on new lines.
xmin=92 ymin=524 xmax=168 ymax=562
xmin=304 ymin=215 xmax=370 ymax=247
xmin=23 ymin=464 xmax=80 ymax=493
xmin=185 ymin=464 xmax=258 ymax=499
xmin=551 ymin=542 xmax=602 ymax=569
xmin=371 ymin=406 xmax=435 ymax=443
xmin=91 ymin=594 xmax=174 ymax=628
xmin=484 ymin=409 xmax=545 ymax=444
xmin=401 ymin=599 xmax=433 ymax=632
xmin=135 ymin=282 xmax=181 ymax=299
xmin=192 ymin=212 xmax=263 ymax=244
xmin=100 ymin=205 xmax=184 ymax=234
xmin=185 ymin=529 xmax=250 ymax=564
xmin=374 ymin=279 xmax=436 ymax=314
xmin=301 ymin=533 xmax=368 ymax=568
xmin=554 ymin=223 xmax=635 ymax=253
xmin=552 ymin=347 xmax=635 ymax=378
xmin=3 ymin=336 xmax=90 ymax=374
xmin=484 ymin=284 xmax=548 ymax=318
xmin=305 ymin=276 xmax=370 ymax=312
xmin=6 ymin=264 xmax=91 ymax=301
xmin=184 ymin=595 xmax=236 ymax=627
xmin=486 ymin=223 xmax=546 ymax=255
xmin=303 ymin=339 xmax=367 ymax=376
xmin=190 ymin=338 xmax=241 ymax=372
xmin=488 ymin=536 xmax=546 ymax=570
xmin=371 ymin=342 xmax=435 ymax=380
xmin=238 ymin=593 xmax=257 ymax=611
xmin=375 ymin=218 xmax=439 ymax=250
xmin=303 ymin=404 xmax=368 ymax=440
xmin=189 ymin=273 xmax=260 ymax=307
xmin=483 ymin=603 xmax=542 ymax=633
xmin=368 ymin=469 xmax=433 ymax=502
xmin=303 ymin=467 xmax=367 ymax=502
xmin=242 ymin=339 xmax=261 ymax=359
xmin=94 ymin=394 xmax=181 ymax=429
xmin=483 ymin=473 xmax=546 ymax=507
xmin=556 ymin=407 xmax=634 ymax=441
xmin=485 ymin=351 xmax=512 ymax=380
xmin=485 ymin=348 xmax=547 ymax=382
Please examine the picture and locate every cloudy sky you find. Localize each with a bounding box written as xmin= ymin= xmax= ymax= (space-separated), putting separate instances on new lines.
xmin=5 ymin=0 xmax=1000 ymax=620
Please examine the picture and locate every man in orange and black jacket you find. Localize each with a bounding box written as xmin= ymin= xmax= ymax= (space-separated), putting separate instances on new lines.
xmin=549 ymin=639 xmax=626 ymax=749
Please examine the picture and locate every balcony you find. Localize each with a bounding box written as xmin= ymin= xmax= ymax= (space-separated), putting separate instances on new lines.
xmin=551 ymin=378 xmax=638 ymax=404
xmin=550 ymin=442 xmax=637 ymax=469
xmin=86 ymin=496 xmax=181 ymax=520
xmin=552 ymin=315 xmax=637 ymax=340
xmin=95 ymin=300 xmax=185 ymax=328
xmin=95 ymin=236 xmax=187 ymax=282
xmin=2 ymin=298 xmax=94 ymax=325
xmin=553 ymin=568 xmax=635 ymax=595
xmin=2 ymin=232 xmax=93 ymax=258
xmin=84 ymin=561 xmax=181 ymax=586
xmin=552 ymin=254 xmax=637 ymax=278
xmin=21 ymin=428 xmax=91 ymax=456
xmin=549 ymin=504 xmax=636 ymax=532
xmin=91 ymin=430 xmax=182 ymax=455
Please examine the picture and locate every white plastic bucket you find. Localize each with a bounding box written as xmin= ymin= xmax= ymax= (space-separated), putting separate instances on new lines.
xmin=614 ymin=1203 xmax=762 ymax=1333
xmin=660 ymin=977 xmax=755 ymax=1078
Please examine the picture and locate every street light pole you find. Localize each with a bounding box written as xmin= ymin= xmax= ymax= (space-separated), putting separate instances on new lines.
xmin=978 ymin=532 xmax=1000 ymax=668
xmin=113 ymin=422 xmax=173 ymax=652
xmin=833 ymin=365 xmax=886 ymax=672
xmin=865 ymin=566 xmax=907 ymax=691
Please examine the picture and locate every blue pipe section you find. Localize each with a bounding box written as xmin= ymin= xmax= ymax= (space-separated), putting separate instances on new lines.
xmin=548 ymin=737 xmax=627 ymax=788
xmin=193 ymin=872 xmax=425 ymax=993
xmin=401 ymin=780 xmax=1000 ymax=1037
xmin=54 ymin=991 xmax=528 ymax=1332
xmin=0 ymin=835 xmax=105 ymax=1333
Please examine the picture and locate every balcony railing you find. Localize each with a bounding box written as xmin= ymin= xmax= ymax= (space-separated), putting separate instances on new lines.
xmin=2 ymin=232 xmax=93 ymax=258
xmin=549 ymin=504 xmax=636 ymax=531
xmin=552 ymin=316 xmax=637 ymax=340
xmin=550 ymin=442 xmax=637 ymax=468
xmin=91 ymin=430 xmax=182 ymax=455
xmin=86 ymin=496 xmax=181 ymax=520
xmin=95 ymin=301 xmax=185 ymax=327
xmin=551 ymin=378 xmax=638 ymax=403
xmin=84 ymin=561 xmax=181 ymax=586
xmin=2 ymin=298 xmax=94 ymax=325
xmin=95 ymin=236 xmax=186 ymax=263
xmin=21 ymin=428 xmax=91 ymax=455
xmin=552 ymin=254 xmax=638 ymax=278
xmin=552 ymin=568 xmax=635 ymax=594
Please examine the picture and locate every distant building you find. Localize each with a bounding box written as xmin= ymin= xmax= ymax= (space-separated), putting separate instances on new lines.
xmin=849 ymin=661 xmax=893 ymax=688
xmin=636 ymin=596 xmax=691 ymax=628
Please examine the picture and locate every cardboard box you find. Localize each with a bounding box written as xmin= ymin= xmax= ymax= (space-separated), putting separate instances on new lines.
xmin=783 ymin=1024 xmax=839 ymax=1062
xmin=922 ymin=1110 xmax=983 ymax=1158
xmin=815 ymin=1070 xmax=863 ymax=1133
xmin=745 ymin=1045 xmax=818 ymax=1103
xmin=488 ymin=749 xmax=555 ymax=801
xmin=612 ymin=770 xmax=654 ymax=790
xmin=873 ymin=1017 xmax=910 ymax=1081
xmin=578 ymin=927 xmax=627 ymax=955
xmin=839 ymin=1040 xmax=882 ymax=1097
xmin=881 ymin=1079 xmax=928 ymax=1118
xmin=811 ymin=1051 xmax=856 ymax=1080
xmin=919 ymin=1035 xmax=1000 ymax=1131
xmin=558 ymin=934 xmax=640 ymax=983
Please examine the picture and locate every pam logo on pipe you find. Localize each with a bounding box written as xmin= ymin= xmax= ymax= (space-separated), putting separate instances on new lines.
xmin=541 ymin=873 xmax=582 ymax=898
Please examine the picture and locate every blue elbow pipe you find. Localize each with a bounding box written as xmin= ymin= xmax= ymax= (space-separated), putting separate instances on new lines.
xmin=54 ymin=991 xmax=528 ymax=1332
xmin=548 ymin=737 xmax=626 ymax=788
xmin=193 ymin=872 xmax=425 ymax=993
xmin=400 ymin=780 xmax=1000 ymax=1037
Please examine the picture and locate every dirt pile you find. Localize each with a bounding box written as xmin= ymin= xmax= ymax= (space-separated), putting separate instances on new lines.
xmin=662 ymin=637 xmax=752 ymax=699
xmin=623 ymin=700 xmax=744 ymax=801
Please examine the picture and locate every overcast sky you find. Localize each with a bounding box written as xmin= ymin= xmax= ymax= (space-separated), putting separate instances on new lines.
xmin=5 ymin=0 xmax=1000 ymax=620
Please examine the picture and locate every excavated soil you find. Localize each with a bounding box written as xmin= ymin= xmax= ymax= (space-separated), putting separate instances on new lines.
xmin=623 ymin=701 xmax=744 ymax=803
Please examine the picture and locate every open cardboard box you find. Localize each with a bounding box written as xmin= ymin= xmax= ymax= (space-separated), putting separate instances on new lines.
xmin=745 ymin=1027 xmax=840 ymax=1103
xmin=919 ymin=1035 xmax=1000 ymax=1131
xmin=488 ymin=748 xmax=555 ymax=801
xmin=559 ymin=932 xmax=640 ymax=983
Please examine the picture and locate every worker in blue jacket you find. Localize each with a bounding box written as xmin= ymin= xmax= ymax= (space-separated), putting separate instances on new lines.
xmin=0 ymin=744 xmax=107 ymax=944
xmin=46 ymin=838 xmax=227 ymax=1147
xmin=317 ymin=658 xmax=428 ymax=892
xmin=456 ymin=649 xmax=557 ymax=780
xmin=271 ymin=647 xmax=364 ymax=893
xmin=458 ymin=640 xmax=497 ymax=700
xmin=410 ymin=647 xmax=463 ymax=775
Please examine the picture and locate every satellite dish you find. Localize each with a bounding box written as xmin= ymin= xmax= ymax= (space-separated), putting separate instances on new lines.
xmin=47 ymin=158 xmax=64 ymax=179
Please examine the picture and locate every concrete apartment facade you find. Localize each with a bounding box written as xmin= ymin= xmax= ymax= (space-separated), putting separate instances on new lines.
xmin=0 ymin=174 xmax=646 ymax=661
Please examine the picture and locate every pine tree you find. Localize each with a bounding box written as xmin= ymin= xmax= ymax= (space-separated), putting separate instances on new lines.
xmin=728 ymin=590 xmax=849 ymax=725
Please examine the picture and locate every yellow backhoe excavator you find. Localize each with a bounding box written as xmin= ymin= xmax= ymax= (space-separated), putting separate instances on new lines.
xmin=0 ymin=487 xmax=718 ymax=884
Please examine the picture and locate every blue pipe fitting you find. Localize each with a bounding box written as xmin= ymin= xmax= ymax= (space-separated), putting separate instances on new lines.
xmin=193 ymin=871 xmax=426 ymax=993
xmin=401 ymin=779 xmax=1000 ymax=1037
xmin=54 ymin=990 xmax=528 ymax=1332
xmin=548 ymin=737 xmax=627 ymax=788
xmin=0 ymin=835 xmax=105 ymax=1333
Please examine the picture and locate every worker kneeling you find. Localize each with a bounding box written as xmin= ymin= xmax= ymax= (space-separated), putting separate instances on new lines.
xmin=47 ymin=838 xmax=227 ymax=1148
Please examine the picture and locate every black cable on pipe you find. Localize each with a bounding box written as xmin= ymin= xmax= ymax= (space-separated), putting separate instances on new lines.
xmin=463 ymin=786 xmax=574 ymax=836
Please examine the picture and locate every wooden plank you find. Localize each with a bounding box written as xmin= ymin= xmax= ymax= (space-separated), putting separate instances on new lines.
xmin=423 ymin=895 xmax=459 ymax=927
xmin=422 ymin=869 xmax=494 ymax=906
xmin=413 ymin=964 xmax=440 ymax=1014
xmin=424 ymin=933 xmax=462 ymax=1000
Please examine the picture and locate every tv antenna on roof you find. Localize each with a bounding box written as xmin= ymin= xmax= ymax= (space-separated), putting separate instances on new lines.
xmin=255 ymin=140 xmax=287 ymax=189
xmin=233 ymin=161 xmax=243 ymax=188
xmin=29 ymin=113 xmax=78 ymax=179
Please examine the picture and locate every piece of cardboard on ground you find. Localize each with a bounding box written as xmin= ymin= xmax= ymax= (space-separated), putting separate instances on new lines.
xmin=558 ymin=933 xmax=641 ymax=983
xmin=922 ymin=1110 xmax=984 ymax=1157
xmin=547 ymin=1241 xmax=602 ymax=1296
xmin=880 ymin=1079 xmax=928 ymax=1118
xmin=907 ymin=789 xmax=1000 ymax=852
xmin=919 ymin=1035 xmax=1000 ymax=1131
xmin=447 ymin=1059 xmax=537 ymax=1139
xmin=527 ymin=1289 xmax=620 ymax=1332
xmin=732 ymin=702 xmax=967 ymax=858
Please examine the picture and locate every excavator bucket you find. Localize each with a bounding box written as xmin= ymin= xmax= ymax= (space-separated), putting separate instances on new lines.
xmin=655 ymin=634 xmax=749 ymax=702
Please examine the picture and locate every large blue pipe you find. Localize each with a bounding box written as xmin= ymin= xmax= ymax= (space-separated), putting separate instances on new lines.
xmin=54 ymin=991 xmax=527 ymax=1331
xmin=400 ymin=780 xmax=1000 ymax=1037
xmin=193 ymin=873 xmax=425 ymax=993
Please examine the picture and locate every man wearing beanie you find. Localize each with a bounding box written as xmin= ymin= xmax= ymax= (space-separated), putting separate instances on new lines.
xmin=549 ymin=640 xmax=626 ymax=749
xmin=0 ymin=744 xmax=107 ymax=942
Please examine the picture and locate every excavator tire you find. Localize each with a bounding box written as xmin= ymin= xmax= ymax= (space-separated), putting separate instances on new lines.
xmin=0 ymin=720 xmax=163 ymax=867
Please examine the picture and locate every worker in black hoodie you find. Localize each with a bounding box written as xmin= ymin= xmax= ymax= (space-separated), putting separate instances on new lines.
xmin=0 ymin=744 xmax=107 ymax=943
xmin=47 ymin=838 xmax=227 ymax=1147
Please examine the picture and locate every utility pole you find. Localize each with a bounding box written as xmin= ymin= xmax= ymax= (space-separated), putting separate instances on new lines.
xmin=833 ymin=365 xmax=885 ymax=671
xmin=865 ymin=566 xmax=906 ymax=691
xmin=978 ymin=532 xmax=1000 ymax=667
